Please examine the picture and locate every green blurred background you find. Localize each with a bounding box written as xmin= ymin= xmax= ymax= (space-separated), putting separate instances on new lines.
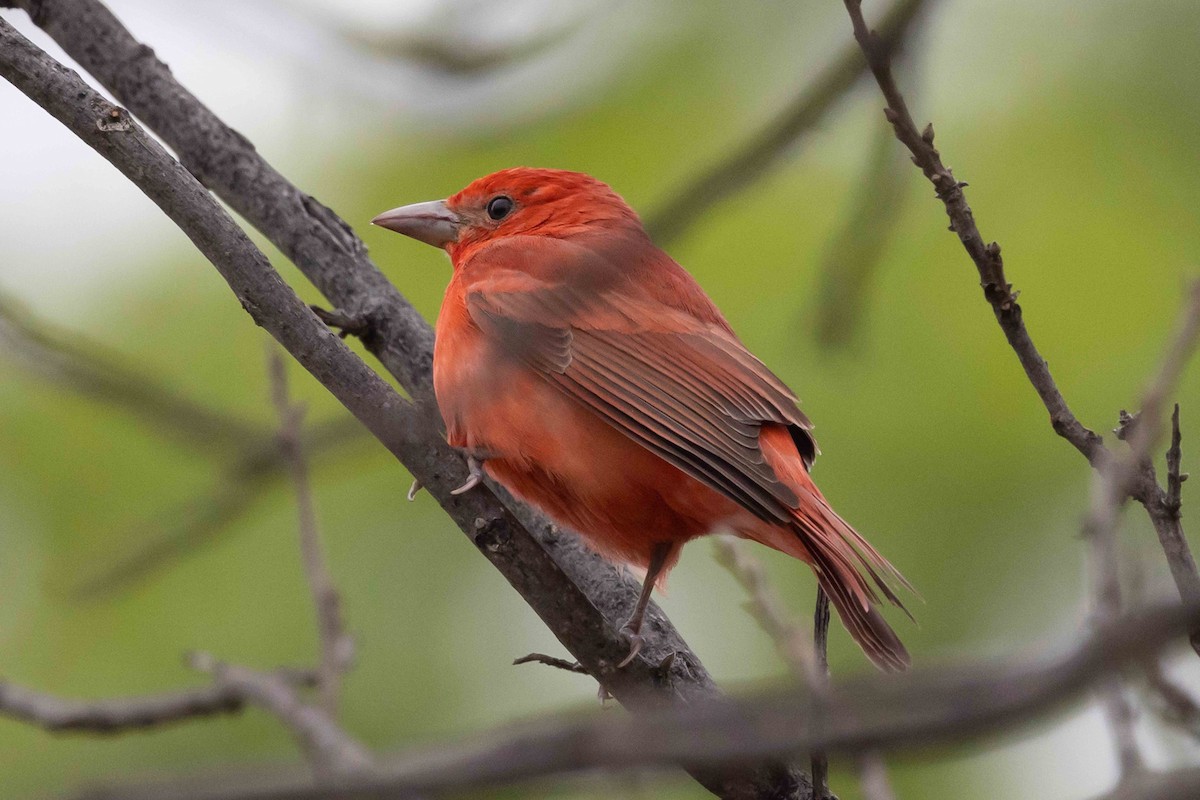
xmin=2 ymin=0 xmax=1199 ymax=797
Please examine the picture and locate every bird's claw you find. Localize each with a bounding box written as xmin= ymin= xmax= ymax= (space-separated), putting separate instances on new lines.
xmin=450 ymin=455 xmax=485 ymax=496
xmin=617 ymin=624 xmax=645 ymax=669
xmin=406 ymin=479 xmax=423 ymax=501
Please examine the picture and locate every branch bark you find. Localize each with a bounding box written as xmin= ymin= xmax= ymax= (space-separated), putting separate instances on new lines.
xmin=0 ymin=6 xmax=804 ymax=798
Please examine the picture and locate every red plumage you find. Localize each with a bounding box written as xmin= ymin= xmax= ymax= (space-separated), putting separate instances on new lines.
xmin=376 ymin=168 xmax=912 ymax=671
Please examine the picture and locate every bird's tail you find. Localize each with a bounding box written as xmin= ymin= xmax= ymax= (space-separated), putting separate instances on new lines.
xmin=745 ymin=426 xmax=913 ymax=672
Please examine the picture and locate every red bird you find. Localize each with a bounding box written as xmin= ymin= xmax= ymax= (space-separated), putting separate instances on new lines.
xmin=373 ymin=168 xmax=912 ymax=671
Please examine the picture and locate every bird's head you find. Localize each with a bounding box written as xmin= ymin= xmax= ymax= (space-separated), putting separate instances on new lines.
xmin=372 ymin=168 xmax=643 ymax=263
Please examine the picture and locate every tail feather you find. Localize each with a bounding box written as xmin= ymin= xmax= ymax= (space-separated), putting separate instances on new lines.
xmin=806 ymin=531 xmax=911 ymax=672
xmin=750 ymin=424 xmax=913 ymax=671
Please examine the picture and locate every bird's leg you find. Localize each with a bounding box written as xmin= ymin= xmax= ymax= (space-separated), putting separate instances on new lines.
xmin=450 ymin=447 xmax=493 ymax=496
xmin=618 ymin=542 xmax=672 ymax=668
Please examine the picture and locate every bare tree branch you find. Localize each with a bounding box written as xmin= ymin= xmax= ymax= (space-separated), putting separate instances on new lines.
xmin=0 ymin=666 xmax=319 ymax=735
xmin=645 ymin=0 xmax=931 ymax=246
xmin=840 ymin=0 xmax=1200 ymax=654
xmin=187 ymin=653 xmax=371 ymax=779
xmin=0 ymin=290 xmax=263 ymax=452
xmin=0 ymin=7 xmax=805 ymax=798
xmin=331 ymin=8 xmax=588 ymax=77
xmin=810 ymin=588 xmax=831 ymax=799
xmin=0 ymin=681 xmax=245 ymax=734
xmin=812 ymin=117 xmax=911 ymax=348
xmin=71 ymin=603 xmax=1200 ymax=800
xmin=267 ymin=347 xmax=352 ymax=717
xmin=712 ymin=537 xmax=818 ymax=682
xmin=1166 ymin=404 xmax=1186 ymax=516
xmin=512 ymin=653 xmax=590 ymax=675
xmin=69 ymin=415 xmax=366 ymax=600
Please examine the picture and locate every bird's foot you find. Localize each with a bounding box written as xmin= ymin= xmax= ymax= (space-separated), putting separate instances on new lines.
xmin=406 ymin=478 xmax=423 ymax=501
xmin=450 ymin=455 xmax=486 ymax=495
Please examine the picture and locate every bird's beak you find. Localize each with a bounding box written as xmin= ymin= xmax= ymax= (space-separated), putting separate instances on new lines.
xmin=371 ymin=199 xmax=462 ymax=248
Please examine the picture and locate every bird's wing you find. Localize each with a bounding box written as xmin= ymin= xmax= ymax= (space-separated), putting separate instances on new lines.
xmin=462 ymin=243 xmax=816 ymax=525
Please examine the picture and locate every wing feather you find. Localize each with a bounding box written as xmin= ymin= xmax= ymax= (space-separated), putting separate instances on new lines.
xmin=466 ymin=261 xmax=817 ymax=524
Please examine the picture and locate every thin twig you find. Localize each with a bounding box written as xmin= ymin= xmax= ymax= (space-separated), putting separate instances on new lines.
xmin=840 ymin=0 xmax=1104 ymax=465
xmin=0 ymin=681 xmax=244 ymax=734
xmin=811 ymin=588 xmax=831 ymax=799
xmin=1083 ymin=442 xmax=1144 ymax=777
xmin=266 ymin=346 xmax=352 ymax=717
xmin=0 ymin=291 xmax=263 ymax=452
xmin=69 ymin=416 xmax=367 ymax=600
xmin=812 ymin=115 xmax=911 ymax=347
xmin=512 ymin=653 xmax=590 ymax=675
xmin=645 ymin=0 xmax=931 ymax=245
xmin=1166 ymin=405 xmax=1185 ymax=514
xmin=187 ymin=652 xmax=372 ymax=779
xmin=712 ymin=538 xmax=833 ymax=797
xmin=712 ymin=537 xmax=817 ymax=681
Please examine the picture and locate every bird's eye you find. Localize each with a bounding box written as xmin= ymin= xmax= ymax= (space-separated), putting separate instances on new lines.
xmin=486 ymin=195 xmax=514 ymax=221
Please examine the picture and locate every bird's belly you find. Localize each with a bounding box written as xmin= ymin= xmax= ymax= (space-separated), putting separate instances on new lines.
xmin=444 ymin=363 xmax=742 ymax=569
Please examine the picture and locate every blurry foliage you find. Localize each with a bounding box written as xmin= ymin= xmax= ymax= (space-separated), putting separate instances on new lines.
xmin=1 ymin=1 xmax=1200 ymax=798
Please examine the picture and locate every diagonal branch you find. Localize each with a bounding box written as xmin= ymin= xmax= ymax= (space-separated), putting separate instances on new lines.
xmin=645 ymin=0 xmax=931 ymax=246
xmin=840 ymin=0 xmax=1200 ymax=654
xmin=0 ymin=8 xmax=803 ymax=798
